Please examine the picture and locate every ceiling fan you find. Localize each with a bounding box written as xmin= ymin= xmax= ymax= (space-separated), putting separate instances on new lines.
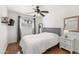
xmin=27 ymin=6 xmax=49 ymax=17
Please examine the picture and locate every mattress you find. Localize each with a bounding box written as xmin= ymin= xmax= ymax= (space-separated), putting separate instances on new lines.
xmin=20 ymin=32 xmax=59 ymax=54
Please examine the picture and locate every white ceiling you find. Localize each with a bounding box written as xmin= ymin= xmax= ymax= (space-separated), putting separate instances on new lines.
xmin=7 ymin=5 xmax=33 ymax=14
xmin=7 ymin=5 xmax=79 ymax=16
xmin=7 ymin=5 xmax=45 ymax=14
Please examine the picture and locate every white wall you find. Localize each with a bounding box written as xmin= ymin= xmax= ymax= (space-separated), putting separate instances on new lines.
xmin=43 ymin=6 xmax=64 ymax=28
xmin=8 ymin=10 xmax=29 ymax=43
xmin=43 ymin=14 xmax=63 ymax=28
xmin=43 ymin=5 xmax=79 ymax=28
xmin=0 ymin=6 xmax=8 ymax=53
xmin=8 ymin=10 xmax=18 ymax=43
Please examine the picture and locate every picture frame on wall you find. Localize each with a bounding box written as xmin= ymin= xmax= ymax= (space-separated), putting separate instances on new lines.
xmin=1 ymin=17 xmax=8 ymax=23
xmin=64 ymin=16 xmax=79 ymax=32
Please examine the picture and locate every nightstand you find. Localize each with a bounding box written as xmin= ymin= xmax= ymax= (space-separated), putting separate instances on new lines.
xmin=59 ymin=36 xmax=75 ymax=54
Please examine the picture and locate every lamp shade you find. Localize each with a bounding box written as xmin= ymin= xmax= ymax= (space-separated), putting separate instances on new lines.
xmin=64 ymin=30 xmax=69 ymax=34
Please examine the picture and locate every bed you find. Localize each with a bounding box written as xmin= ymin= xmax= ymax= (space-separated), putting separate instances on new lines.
xmin=20 ymin=28 xmax=61 ymax=54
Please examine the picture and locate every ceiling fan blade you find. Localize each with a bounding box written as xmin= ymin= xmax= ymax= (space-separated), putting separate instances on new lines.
xmin=40 ymin=13 xmax=45 ymax=17
xmin=41 ymin=11 xmax=49 ymax=13
xmin=33 ymin=14 xmax=36 ymax=17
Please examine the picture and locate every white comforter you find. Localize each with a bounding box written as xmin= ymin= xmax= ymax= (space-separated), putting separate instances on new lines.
xmin=20 ymin=32 xmax=59 ymax=54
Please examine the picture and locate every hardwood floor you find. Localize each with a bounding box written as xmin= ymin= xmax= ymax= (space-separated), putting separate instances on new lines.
xmin=5 ymin=43 xmax=21 ymax=54
xmin=44 ymin=46 xmax=69 ymax=54
xmin=5 ymin=42 xmax=76 ymax=54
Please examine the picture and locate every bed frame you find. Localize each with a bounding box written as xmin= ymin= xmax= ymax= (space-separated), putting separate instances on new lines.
xmin=20 ymin=28 xmax=61 ymax=54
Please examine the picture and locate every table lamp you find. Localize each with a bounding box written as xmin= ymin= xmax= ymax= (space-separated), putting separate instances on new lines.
xmin=64 ymin=30 xmax=69 ymax=38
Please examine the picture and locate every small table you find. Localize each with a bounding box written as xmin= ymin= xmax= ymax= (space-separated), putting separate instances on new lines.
xmin=59 ymin=36 xmax=75 ymax=54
